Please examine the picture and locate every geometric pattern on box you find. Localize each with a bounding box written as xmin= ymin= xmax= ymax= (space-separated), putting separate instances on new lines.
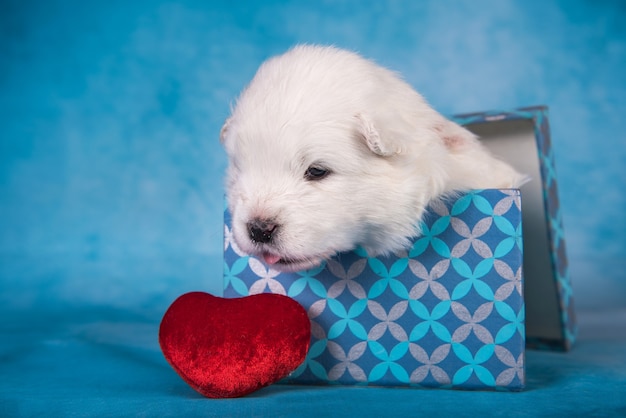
xmin=224 ymin=189 xmax=525 ymax=390
xmin=454 ymin=106 xmax=576 ymax=351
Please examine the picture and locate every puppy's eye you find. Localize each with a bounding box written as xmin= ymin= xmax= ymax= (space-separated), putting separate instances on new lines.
xmin=304 ymin=165 xmax=331 ymax=181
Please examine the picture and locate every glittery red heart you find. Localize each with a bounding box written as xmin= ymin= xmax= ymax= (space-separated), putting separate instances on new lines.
xmin=159 ymin=292 xmax=310 ymax=398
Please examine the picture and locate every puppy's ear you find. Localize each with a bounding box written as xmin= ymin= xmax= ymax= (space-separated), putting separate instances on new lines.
xmin=354 ymin=113 xmax=401 ymax=157
xmin=434 ymin=119 xmax=477 ymax=151
xmin=219 ymin=117 xmax=232 ymax=144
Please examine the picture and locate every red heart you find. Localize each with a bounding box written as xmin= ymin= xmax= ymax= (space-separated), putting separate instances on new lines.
xmin=159 ymin=292 xmax=310 ymax=398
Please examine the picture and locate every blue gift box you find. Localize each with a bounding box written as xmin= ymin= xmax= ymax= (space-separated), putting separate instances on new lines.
xmin=453 ymin=106 xmax=575 ymax=350
xmin=224 ymin=189 xmax=525 ymax=390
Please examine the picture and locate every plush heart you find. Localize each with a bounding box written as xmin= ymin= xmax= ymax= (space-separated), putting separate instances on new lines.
xmin=159 ymin=292 xmax=311 ymax=398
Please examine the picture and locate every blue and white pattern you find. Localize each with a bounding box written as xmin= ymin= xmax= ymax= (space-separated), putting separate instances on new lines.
xmin=224 ymin=189 xmax=525 ymax=390
xmin=453 ymin=106 xmax=576 ymax=350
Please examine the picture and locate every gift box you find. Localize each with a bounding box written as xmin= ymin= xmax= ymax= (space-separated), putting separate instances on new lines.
xmin=224 ymin=189 xmax=525 ymax=390
xmin=452 ymin=106 xmax=576 ymax=350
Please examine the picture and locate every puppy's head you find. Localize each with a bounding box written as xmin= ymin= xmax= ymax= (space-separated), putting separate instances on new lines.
xmin=221 ymin=46 xmax=446 ymax=272
xmin=223 ymin=117 xmax=415 ymax=272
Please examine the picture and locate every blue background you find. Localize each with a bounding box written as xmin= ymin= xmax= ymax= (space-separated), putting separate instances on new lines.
xmin=2 ymin=0 xmax=624 ymax=314
xmin=1 ymin=1 xmax=625 ymax=416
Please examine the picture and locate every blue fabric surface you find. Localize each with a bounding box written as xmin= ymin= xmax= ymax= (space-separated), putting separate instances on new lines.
xmin=2 ymin=0 xmax=626 ymax=416
xmin=1 ymin=307 xmax=625 ymax=416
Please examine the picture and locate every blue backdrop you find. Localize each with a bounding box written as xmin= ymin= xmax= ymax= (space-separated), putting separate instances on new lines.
xmin=1 ymin=0 xmax=625 ymax=322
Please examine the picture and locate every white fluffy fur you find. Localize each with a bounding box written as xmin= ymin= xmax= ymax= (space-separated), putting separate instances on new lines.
xmin=221 ymin=45 xmax=525 ymax=272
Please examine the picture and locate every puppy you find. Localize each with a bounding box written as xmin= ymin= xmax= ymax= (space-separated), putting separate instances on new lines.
xmin=221 ymin=45 xmax=525 ymax=272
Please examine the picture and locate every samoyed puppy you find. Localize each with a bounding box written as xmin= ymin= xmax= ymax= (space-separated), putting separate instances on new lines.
xmin=221 ymin=45 xmax=525 ymax=272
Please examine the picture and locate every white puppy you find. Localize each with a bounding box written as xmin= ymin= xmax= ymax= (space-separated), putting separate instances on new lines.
xmin=221 ymin=45 xmax=525 ymax=272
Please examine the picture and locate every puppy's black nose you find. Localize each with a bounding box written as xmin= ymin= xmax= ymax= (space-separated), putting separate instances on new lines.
xmin=247 ymin=219 xmax=278 ymax=244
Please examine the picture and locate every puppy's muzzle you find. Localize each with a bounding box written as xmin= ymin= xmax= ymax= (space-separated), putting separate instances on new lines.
xmin=247 ymin=218 xmax=278 ymax=244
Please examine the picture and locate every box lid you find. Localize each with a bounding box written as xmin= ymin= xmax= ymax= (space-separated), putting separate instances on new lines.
xmin=453 ymin=106 xmax=576 ymax=350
